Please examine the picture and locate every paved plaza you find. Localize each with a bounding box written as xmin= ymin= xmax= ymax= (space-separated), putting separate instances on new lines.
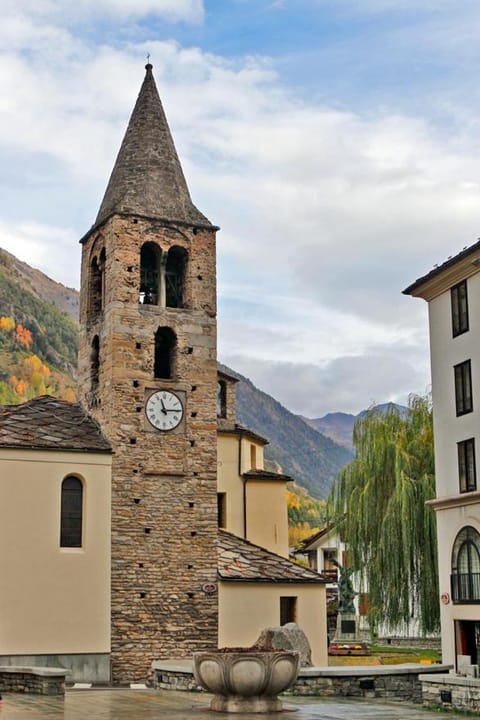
xmin=0 ymin=689 xmax=470 ymax=720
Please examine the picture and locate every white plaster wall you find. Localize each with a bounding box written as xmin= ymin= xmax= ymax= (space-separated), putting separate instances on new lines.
xmin=218 ymin=582 xmax=328 ymax=665
xmin=246 ymin=481 xmax=288 ymax=557
xmin=436 ymin=506 xmax=480 ymax=666
xmin=428 ymin=272 xmax=480 ymax=664
xmin=429 ymin=274 xmax=480 ymax=498
xmin=0 ymin=448 xmax=111 ymax=655
xmin=217 ymin=434 xmax=244 ymax=537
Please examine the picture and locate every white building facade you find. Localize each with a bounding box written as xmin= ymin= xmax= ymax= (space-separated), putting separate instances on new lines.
xmin=405 ymin=240 xmax=480 ymax=669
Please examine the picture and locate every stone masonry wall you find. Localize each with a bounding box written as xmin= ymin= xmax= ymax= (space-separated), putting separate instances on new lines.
xmin=0 ymin=668 xmax=67 ymax=695
xmin=78 ymin=216 xmax=219 ymax=682
xmin=422 ymin=675 xmax=480 ymax=713
xmin=152 ymin=664 xmax=443 ymax=703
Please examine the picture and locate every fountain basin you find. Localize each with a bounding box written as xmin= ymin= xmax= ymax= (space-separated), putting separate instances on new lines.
xmin=193 ymin=649 xmax=299 ymax=713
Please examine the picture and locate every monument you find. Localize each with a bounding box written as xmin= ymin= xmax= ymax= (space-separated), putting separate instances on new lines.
xmin=329 ymin=560 xmax=369 ymax=656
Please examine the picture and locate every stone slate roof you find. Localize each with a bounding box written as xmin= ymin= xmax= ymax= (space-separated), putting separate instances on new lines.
xmin=218 ymin=530 xmax=325 ymax=584
xmin=243 ymin=469 xmax=293 ymax=482
xmin=93 ymin=64 xmax=213 ymax=231
xmin=0 ymin=396 xmax=111 ymax=453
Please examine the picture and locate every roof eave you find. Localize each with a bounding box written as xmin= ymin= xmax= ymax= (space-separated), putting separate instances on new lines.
xmin=218 ymin=575 xmax=325 ymax=584
xmin=403 ymin=239 xmax=480 ymax=300
xmin=0 ymin=443 xmax=112 ymax=454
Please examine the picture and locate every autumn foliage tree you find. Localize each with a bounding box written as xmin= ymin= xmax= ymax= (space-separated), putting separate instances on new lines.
xmin=287 ymin=487 xmax=326 ymax=548
xmin=0 ymin=315 xmax=76 ymax=404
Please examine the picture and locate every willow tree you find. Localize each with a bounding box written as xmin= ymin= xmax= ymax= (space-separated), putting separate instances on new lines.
xmin=328 ymin=395 xmax=439 ymax=635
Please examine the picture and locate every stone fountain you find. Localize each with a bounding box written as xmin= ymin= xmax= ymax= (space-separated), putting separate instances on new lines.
xmin=193 ymin=646 xmax=300 ymax=713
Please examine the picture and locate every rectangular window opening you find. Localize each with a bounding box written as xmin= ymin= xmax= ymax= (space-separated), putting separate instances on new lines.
xmin=455 ymin=360 xmax=473 ymax=416
xmin=250 ymin=444 xmax=257 ymax=470
xmin=458 ymin=438 xmax=477 ymax=493
xmin=280 ymin=596 xmax=297 ymax=626
xmin=451 ymin=280 xmax=469 ymax=337
xmin=217 ymin=493 xmax=227 ymax=529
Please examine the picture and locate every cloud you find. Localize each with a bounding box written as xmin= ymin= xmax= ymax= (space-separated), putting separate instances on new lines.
xmin=3 ymin=0 xmax=205 ymax=23
xmin=1 ymin=6 xmax=477 ymax=415
xmin=0 ymin=220 xmax=80 ymax=289
xmin=222 ymin=350 xmax=430 ymax=418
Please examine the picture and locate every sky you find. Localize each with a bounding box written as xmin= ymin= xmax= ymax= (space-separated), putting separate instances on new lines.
xmin=3 ymin=1 xmax=480 ymax=418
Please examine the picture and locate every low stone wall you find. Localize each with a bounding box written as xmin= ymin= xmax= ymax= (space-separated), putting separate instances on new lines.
xmin=421 ymin=673 xmax=480 ymax=713
xmin=152 ymin=662 xmax=201 ymax=692
xmin=291 ymin=665 xmax=449 ymax=703
xmin=0 ymin=666 xmax=69 ymax=695
xmin=376 ymin=637 xmax=441 ymax=650
xmin=152 ymin=660 xmax=450 ymax=704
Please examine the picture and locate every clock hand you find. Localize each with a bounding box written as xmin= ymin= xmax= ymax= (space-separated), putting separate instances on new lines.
xmin=160 ymin=399 xmax=167 ymax=415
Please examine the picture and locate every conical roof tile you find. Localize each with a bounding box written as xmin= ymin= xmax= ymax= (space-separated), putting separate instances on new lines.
xmin=95 ymin=64 xmax=212 ymax=228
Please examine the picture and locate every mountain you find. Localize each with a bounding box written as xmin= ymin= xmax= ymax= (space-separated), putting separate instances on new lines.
xmin=0 ymin=247 xmax=354 ymax=498
xmin=303 ymin=402 xmax=408 ymax=451
xmin=0 ymin=248 xmax=79 ymax=321
xmin=220 ymin=365 xmax=353 ymax=498
xmin=301 ymin=411 xmax=356 ymax=450
xmin=0 ymin=248 xmax=78 ymax=403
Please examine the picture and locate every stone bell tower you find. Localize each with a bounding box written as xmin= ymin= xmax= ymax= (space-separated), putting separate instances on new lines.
xmin=78 ymin=64 xmax=218 ymax=682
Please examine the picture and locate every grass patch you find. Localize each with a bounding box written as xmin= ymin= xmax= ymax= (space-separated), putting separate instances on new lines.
xmin=329 ymin=645 xmax=441 ymax=666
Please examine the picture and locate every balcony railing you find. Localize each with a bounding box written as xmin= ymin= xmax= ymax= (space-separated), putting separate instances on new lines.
xmin=451 ymin=572 xmax=480 ymax=603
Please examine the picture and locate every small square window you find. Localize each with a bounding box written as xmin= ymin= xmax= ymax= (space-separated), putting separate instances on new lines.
xmin=454 ymin=360 xmax=473 ymax=416
xmin=217 ymin=493 xmax=227 ymax=529
xmin=458 ymin=438 xmax=477 ymax=493
xmin=451 ymin=280 xmax=469 ymax=337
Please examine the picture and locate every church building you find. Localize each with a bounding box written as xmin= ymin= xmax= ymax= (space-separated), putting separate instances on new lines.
xmin=0 ymin=65 xmax=327 ymax=683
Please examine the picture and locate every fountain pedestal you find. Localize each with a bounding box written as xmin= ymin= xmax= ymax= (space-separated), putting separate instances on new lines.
xmin=193 ymin=650 xmax=299 ymax=713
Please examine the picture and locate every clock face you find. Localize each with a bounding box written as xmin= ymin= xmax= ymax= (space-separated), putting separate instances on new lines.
xmin=146 ymin=390 xmax=184 ymax=431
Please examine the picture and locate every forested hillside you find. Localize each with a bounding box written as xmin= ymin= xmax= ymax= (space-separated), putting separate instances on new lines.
xmin=0 ymin=249 xmax=78 ymax=403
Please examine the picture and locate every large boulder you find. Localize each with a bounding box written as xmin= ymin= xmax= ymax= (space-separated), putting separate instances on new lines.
xmin=253 ymin=623 xmax=313 ymax=667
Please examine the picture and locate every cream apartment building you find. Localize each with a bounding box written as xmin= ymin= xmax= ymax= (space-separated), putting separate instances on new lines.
xmin=405 ymin=240 xmax=480 ymax=668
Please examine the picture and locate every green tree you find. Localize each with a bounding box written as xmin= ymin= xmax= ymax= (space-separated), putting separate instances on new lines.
xmin=328 ymin=395 xmax=438 ymax=634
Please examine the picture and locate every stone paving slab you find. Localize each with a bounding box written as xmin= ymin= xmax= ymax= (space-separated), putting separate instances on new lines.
xmin=0 ymin=689 xmax=470 ymax=719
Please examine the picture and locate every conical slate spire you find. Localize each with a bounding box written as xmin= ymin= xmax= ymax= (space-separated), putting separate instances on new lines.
xmin=95 ymin=64 xmax=212 ymax=228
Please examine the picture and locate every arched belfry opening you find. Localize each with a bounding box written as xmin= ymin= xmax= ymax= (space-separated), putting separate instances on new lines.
xmin=140 ymin=242 xmax=162 ymax=305
xmin=165 ymin=246 xmax=187 ymax=308
xmin=154 ymin=327 xmax=176 ymax=379
xmin=89 ymin=246 xmax=105 ymax=317
xmin=91 ymin=335 xmax=100 ymax=392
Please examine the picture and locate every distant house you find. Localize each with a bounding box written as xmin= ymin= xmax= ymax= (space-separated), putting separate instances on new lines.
xmin=404 ymin=240 xmax=480 ymax=670
xmin=299 ymin=525 xmax=367 ymax=638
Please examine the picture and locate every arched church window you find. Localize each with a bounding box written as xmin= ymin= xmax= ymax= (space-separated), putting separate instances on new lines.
xmin=154 ymin=327 xmax=176 ymax=379
xmin=217 ymin=380 xmax=227 ymax=418
xmin=91 ymin=335 xmax=100 ymax=391
xmin=165 ymin=246 xmax=187 ymax=308
xmin=60 ymin=476 xmax=83 ymax=548
xmin=452 ymin=526 xmax=480 ymax=603
xmin=140 ymin=242 xmax=161 ymax=305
